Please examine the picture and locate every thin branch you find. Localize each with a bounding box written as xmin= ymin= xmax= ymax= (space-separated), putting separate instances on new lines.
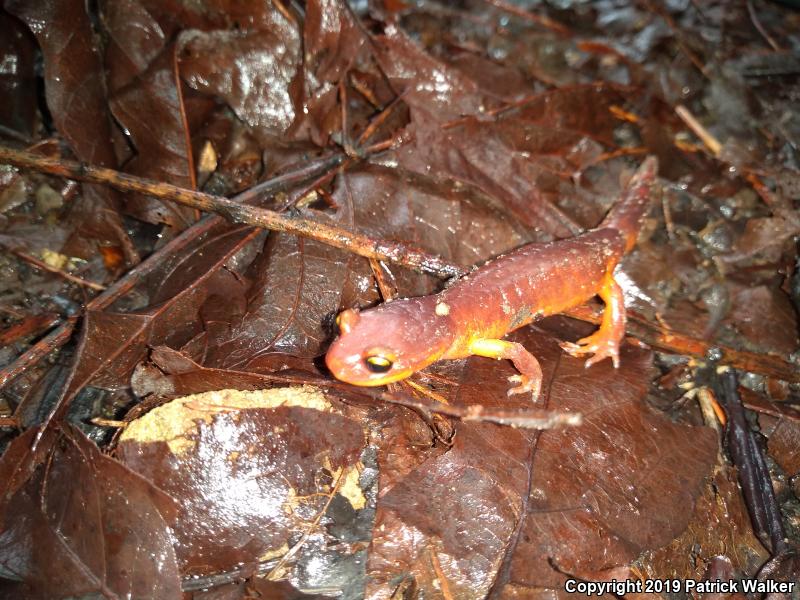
xmin=266 ymin=466 xmax=347 ymax=580
xmin=0 ymin=146 xmax=466 ymax=279
xmin=746 ymin=0 xmax=782 ymax=51
xmin=6 ymin=247 xmax=106 ymax=291
xmin=380 ymin=392 xmax=583 ymax=430
xmin=566 ymin=304 xmax=800 ymax=384
xmin=0 ymin=312 xmax=60 ymax=346
xmin=0 ymin=152 xmax=351 ymax=392
xmin=482 ymin=0 xmax=571 ymax=35
xmin=0 ymin=316 xmax=77 ymax=390
xmin=675 ymin=104 xmax=722 ymax=157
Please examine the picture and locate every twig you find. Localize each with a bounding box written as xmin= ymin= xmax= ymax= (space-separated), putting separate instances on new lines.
xmin=675 ymin=107 xmax=795 ymax=215
xmin=356 ymin=95 xmax=405 ymax=146
xmin=582 ymin=146 xmax=649 ymax=171
xmin=675 ymin=104 xmax=722 ymax=157
xmin=566 ymin=304 xmax=800 ymax=383
xmin=0 ymin=316 xmax=77 ymax=390
xmin=266 ymin=466 xmax=347 ymax=580
xmin=482 ymin=0 xmax=570 ymax=35
xmin=6 ymin=247 xmax=106 ymax=291
xmin=230 ymin=153 xmax=346 ymax=206
xmin=430 ymin=548 xmax=455 ymax=600
xmin=0 ymin=312 xmax=60 ymax=346
xmin=717 ymin=367 xmax=786 ymax=554
xmin=697 ymin=386 xmax=726 ymax=427
xmin=661 ymin=186 xmax=676 ymax=242
xmin=379 ymin=392 xmax=583 ymax=430
xmin=0 ymin=146 xmax=464 ymax=279
xmin=181 ymin=560 xmax=280 ymax=592
xmin=746 ymin=0 xmax=782 ymax=51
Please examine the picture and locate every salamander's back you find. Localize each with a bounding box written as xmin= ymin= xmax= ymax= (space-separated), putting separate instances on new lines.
xmin=441 ymin=228 xmax=626 ymax=339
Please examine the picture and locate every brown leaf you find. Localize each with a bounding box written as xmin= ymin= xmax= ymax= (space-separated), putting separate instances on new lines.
xmin=290 ymin=0 xmax=371 ymax=145
xmin=130 ymin=345 xmax=324 ymax=399
xmin=721 ymin=215 xmax=800 ymax=268
xmin=114 ymin=387 xmax=367 ymax=574
xmin=367 ymin=323 xmax=717 ymax=596
xmin=5 ymin=0 xmax=136 ymax=263
xmin=0 ymin=425 xmax=180 ymax=597
xmin=729 ymin=285 xmax=798 ymax=356
xmin=134 ymin=0 xmax=292 ymax=34
xmin=56 ymin=222 xmax=256 ymax=413
xmin=332 ymin=164 xmax=532 ymax=285
xmin=374 ymin=27 xmax=488 ymax=121
xmin=640 ymin=468 xmax=769 ymax=582
xmin=0 ymin=11 xmax=37 ymax=139
xmin=392 ymin=84 xmax=641 ymax=237
xmin=104 ymin=0 xmax=198 ymax=229
xmin=766 ymin=418 xmax=800 ymax=478
xmin=178 ymin=12 xmax=302 ymax=142
xmin=205 ymin=232 xmax=353 ymax=368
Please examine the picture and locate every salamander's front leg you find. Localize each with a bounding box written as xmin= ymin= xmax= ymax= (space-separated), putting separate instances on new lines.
xmin=561 ymin=272 xmax=626 ymax=368
xmin=468 ymin=338 xmax=543 ymax=400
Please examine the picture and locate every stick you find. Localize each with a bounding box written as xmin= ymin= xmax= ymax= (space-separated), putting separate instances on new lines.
xmin=0 ymin=146 xmax=465 ymax=279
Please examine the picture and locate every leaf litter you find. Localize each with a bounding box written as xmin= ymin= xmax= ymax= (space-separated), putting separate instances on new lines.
xmin=0 ymin=0 xmax=798 ymax=598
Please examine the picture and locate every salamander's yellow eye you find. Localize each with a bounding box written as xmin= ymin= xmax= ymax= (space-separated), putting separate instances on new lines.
xmin=335 ymin=314 xmax=342 ymax=328
xmin=364 ymin=355 xmax=393 ymax=373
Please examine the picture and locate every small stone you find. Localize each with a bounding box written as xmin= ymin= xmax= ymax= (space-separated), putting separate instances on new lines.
xmin=35 ymin=183 xmax=63 ymax=215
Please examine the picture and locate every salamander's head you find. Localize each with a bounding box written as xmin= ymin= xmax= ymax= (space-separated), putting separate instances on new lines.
xmin=326 ymin=299 xmax=454 ymax=387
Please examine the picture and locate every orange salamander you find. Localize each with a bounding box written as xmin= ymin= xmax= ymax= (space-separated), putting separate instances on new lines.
xmin=326 ymin=157 xmax=658 ymax=400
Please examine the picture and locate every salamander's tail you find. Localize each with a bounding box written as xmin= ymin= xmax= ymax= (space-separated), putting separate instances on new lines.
xmin=600 ymin=156 xmax=659 ymax=253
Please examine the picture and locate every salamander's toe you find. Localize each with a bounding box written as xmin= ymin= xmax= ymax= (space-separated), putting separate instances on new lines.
xmin=506 ymin=374 xmax=541 ymax=401
xmin=560 ymin=336 xmax=620 ymax=368
xmin=584 ymin=345 xmax=620 ymax=368
xmin=559 ymin=340 xmax=583 ymax=356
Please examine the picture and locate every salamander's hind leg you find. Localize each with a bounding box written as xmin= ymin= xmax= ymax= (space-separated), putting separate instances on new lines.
xmin=468 ymin=338 xmax=543 ymax=400
xmin=560 ymin=272 xmax=626 ymax=368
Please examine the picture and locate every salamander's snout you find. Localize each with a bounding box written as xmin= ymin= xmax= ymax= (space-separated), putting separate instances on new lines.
xmin=326 ymin=308 xmax=416 ymax=387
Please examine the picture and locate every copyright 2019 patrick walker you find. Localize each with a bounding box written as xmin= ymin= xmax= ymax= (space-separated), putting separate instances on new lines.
xmin=565 ymin=578 xmax=796 ymax=596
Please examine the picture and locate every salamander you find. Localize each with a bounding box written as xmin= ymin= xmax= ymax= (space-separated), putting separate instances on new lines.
xmin=326 ymin=157 xmax=658 ymax=400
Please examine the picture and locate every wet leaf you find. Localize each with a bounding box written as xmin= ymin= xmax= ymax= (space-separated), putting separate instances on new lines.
xmin=131 ymin=345 xmax=324 ymax=400
xmin=765 ymin=418 xmax=800 ymax=478
xmin=179 ymin=12 xmax=302 ymax=142
xmin=640 ymin=468 xmax=769 ymax=583
xmin=728 ymin=285 xmax=798 ymax=356
xmin=0 ymin=425 xmax=180 ymax=597
xmin=59 ymin=222 xmax=257 ymax=408
xmin=5 ymin=0 xmax=136 ymax=262
xmin=368 ymin=323 xmax=717 ymax=596
xmin=392 ymin=84 xmax=650 ymax=237
xmin=114 ymin=386 xmax=367 ymax=574
xmin=0 ymin=12 xmax=37 ymax=140
xmin=104 ymin=0 xmax=198 ymax=229
xmin=291 ymin=0 xmax=372 ymax=146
